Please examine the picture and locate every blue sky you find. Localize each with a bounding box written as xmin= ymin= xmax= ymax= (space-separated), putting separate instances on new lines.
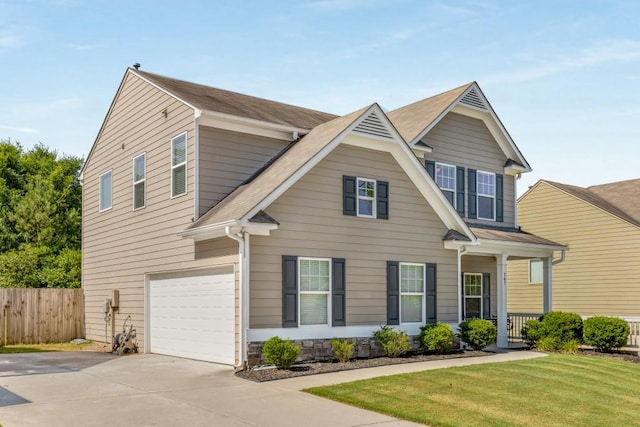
xmin=1 ymin=0 xmax=638 ymax=195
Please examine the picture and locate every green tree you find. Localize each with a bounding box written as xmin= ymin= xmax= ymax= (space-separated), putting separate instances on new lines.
xmin=0 ymin=139 xmax=83 ymax=288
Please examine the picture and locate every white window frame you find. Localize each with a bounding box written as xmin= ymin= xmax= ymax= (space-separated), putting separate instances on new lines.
xmin=99 ymin=170 xmax=112 ymax=212
xmin=463 ymin=273 xmax=483 ymax=319
xmin=435 ymin=162 xmax=456 ymax=208
xmin=133 ymin=153 xmax=146 ymax=210
xmin=399 ymin=262 xmax=426 ymax=325
xmin=298 ymin=257 xmax=332 ymax=326
xmin=477 ymin=170 xmax=496 ymax=221
xmin=529 ymin=259 xmax=543 ymax=284
xmin=356 ymin=177 xmax=376 ymax=218
xmin=171 ymin=132 xmax=187 ymax=198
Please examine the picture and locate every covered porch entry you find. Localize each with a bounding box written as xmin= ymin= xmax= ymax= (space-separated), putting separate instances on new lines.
xmin=447 ymin=226 xmax=566 ymax=348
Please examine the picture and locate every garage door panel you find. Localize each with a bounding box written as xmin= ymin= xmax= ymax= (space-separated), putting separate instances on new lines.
xmin=149 ymin=272 xmax=235 ymax=365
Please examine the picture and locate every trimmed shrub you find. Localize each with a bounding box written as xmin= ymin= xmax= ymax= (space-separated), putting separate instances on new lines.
xmin=262 ymin=336 xmax=299 ymax=369
xmin=331 ymin=338 xmax=355 ymax=363
xmin=458 ymin=318 xmax=497 ymax=350
xmin=583 ymin=316 xmax=630 ymax=352
xmin=419 ymin=323 xmax=455 ymax=354
xmin=522 ymin=311 xmax=583 ymax=352
xmin=373 ymin=325 xmax=411 ymax=357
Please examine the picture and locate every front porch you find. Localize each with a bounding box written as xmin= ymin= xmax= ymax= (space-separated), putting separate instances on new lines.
xmin=447 ymin=225 xmax=566 ymax=348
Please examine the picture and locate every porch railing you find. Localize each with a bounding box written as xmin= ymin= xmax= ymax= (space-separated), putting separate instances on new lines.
xmin=507 ymin=312 xmax=542 ymax=342
xmin=506 ymin=313 xmax=640 ymax=348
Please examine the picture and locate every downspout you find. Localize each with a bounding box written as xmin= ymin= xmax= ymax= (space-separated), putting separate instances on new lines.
xmin=194 ymin=111 xmax=201 ymax=221
xmin=552 ymin=249 xmax=566 ymax=265
xmin=225 ymin=226 xmax=248 ymax=370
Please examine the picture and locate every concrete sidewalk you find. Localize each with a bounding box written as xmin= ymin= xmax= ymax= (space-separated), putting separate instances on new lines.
xmin=0 ymin=350 xmax=546 ymax=427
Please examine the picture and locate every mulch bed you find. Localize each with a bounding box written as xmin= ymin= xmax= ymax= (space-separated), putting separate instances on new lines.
xmin=579 ymin=349 xmax=640 ymax=364
xmin=236 ymin=350 xmax=490 ymax=382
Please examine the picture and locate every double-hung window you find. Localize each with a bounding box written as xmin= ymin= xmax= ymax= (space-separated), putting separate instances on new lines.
xmin=171 ymin=133 xmax=187 ymax=197
xmin=133 ymin=153 xmax=145 ymax=210
xmin=529 ymin=259 xmax=543 ymax=284
xmin=435 ymin=163 xmax=456 ymax=207
xmin=477 ymin=171 xmax=495 ymax=220
xmin=400 ymin=263 xmax=425 ymax=323
xmin=463 ymin=273 xmax=483 ymax=319
xmin=357 ymin=178 xmax=376 ymax=218
xmin=299 ymin=258 xmax=331 ymax=325
xmin=99 ymin=170 xmax=112 ymax=212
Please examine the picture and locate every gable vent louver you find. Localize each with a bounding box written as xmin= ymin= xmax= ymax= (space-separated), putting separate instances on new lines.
xmin=459 ymin=88 xmax=488 ymax=110
xmin=353 ymin=111 xmax=394 ymax=140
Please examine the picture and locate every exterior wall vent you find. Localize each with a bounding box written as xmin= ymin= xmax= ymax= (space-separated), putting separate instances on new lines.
xmin=353 ymin=111 xmax=394 ymax=139
xmin=459 ymin=88 xmax=488 ymax=110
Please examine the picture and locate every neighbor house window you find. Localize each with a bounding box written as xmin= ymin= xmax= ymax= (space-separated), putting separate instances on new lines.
xmin=171 ymin=133 xmax=187 ymax=197
xmin=299 ymin=258 xmax=331 ymax=325
xmin=435 ymin=162 xmax=456 ymax=206
xmin=357 ymin=178 xmax=376 ymax=218
xmin=133 ymin=153 xmax=146 ymax=209
xmin=464 ymin=273 xmax=483 ymax=319
xmin=529 ymin=259 xmax=543 ymax=284
xmin=400 ymin=263 xmax=425 ymax=323
xmin=477 ymin=171 xmax=495 ymax=220
xmin=99 ymin=170 xmax=112 ymax=211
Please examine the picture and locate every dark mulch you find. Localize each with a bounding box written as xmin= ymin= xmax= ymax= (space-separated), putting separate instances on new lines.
xmin=579 ymin=349 xmax=640 ymax=364
xmin=236 ymin=350 xmax=490 ymax=382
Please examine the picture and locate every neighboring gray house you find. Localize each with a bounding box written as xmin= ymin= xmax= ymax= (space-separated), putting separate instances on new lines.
xmin=81 ymin=68 xmax=563 ymax=367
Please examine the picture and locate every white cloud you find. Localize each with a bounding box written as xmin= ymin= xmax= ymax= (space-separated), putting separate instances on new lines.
xmin=0 ymin=124 xmax=38 ymax=134
xmin=0 ymin=35 xmax=21 ymax=49
xmin=484 ymin=39 xmax=640 ymax=84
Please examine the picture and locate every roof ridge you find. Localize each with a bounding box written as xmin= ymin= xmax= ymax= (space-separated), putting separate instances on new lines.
xmin=388 ymin=81 xmax=474 ymax=113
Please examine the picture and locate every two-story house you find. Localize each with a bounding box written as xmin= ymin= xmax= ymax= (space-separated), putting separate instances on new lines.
xmin=80 ymin=68 xmax=564 ymax=368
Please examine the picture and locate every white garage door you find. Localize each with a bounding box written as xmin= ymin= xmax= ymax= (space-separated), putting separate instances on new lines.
xmin=149 ymin=271 xmax=235 ymax=365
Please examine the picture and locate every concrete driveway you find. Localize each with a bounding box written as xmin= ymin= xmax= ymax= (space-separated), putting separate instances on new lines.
xmin=0 ymin=351 xmax=418 ymax=427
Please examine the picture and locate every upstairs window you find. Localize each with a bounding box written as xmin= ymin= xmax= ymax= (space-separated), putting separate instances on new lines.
xmin=435 ymin=163 xmax=456 ymax=206
xmin=133 ymin=153 xmax=145 ymax=210
xmin=171 ymin=133 xmax=187 ymax=197
xmin=357 ymin=178 xmax=376 ymax=218
xmin=99 ymin=170 xmax=112 ymax=212
xmin=343 ymin=176 xmax=389 ymax=219
xmin=477 ymin=171 xmax=495 ymax=220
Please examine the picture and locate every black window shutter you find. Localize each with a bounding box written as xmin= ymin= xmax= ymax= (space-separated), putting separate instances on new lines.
xmin=456 ymin=166 xmax=465 ymax=216
xmin=376 ymin=180 xmax=389 ymax=220
xmin=482 ymin=273 xmax=491 ymax=320
xmin=343 ymin=175 xmax=356 ymax=216
xmin=331 ymin=258 xmax=346 ymax=326
xmin=386 ymin=261 xmax=400 ymax=325
xmin=461 ymin=272 xmax=466 ymax=320
xmin=496 ymin=174 xmax=504 ymax=222
xmin=282 ymin=255 xmax=298 ymax=327
xmin=468 ymin=169 xmax=477 ymax=219
xmin=426 ymin=160 xmax=435 ymax=179
xmin=425 ymin=263 xmax=437 ymax=324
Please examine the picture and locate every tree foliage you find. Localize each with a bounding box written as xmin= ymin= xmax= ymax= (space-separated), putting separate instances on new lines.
xmin=0 ymin=139 xmax=82 ymax=288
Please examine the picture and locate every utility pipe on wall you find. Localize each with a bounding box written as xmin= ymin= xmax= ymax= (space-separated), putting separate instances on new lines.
xmin=226 ymin=226 xmax=248 ymax=370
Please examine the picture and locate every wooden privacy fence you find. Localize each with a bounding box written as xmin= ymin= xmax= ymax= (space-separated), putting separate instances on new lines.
xmin=0 ymin=288 xmax=84 ymax=345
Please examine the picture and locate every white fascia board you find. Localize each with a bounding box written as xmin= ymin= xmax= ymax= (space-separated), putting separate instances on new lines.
xmin=463 ymin=239 xmax=565 ymax=258
xmin=198 ymin=110 xmax=309 ymax=141
xmin=504 ymin=164 xmax=528 ymax=176
xmin=178 ymin=220 xmax=239 ymax=240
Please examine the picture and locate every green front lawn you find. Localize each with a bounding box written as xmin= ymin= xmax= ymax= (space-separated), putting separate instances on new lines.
xmin=305 ymin=354 xmax=640 ymax=427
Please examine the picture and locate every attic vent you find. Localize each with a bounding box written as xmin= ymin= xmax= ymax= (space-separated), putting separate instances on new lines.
xmin=459 ymin=88 xmax=488 ymax=110
xmin=353 ymin=111 xmax=394 ymax=139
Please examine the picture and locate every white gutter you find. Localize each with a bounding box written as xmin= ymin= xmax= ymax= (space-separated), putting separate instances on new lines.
xmin=552 ymin=249 xmax=566 ymax=265
xmin=225 ymin=226 xmax=249 ymax=370
xmin=457 ymin=246 xmax=467 ymax=324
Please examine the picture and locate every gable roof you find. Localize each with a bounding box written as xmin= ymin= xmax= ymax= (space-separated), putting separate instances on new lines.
xmin=531 ymin=180 xmax=640 ymax=228
xmin=181 ymin=103 xmax=476 ymax=241
xmin=387 ymin=82 xmax=531 ymax=173
xmin=133 ymin=69 xmax=338 ymax=130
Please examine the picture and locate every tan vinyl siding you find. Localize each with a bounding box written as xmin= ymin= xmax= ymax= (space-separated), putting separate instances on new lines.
xmin=198 ymin=127 xmax=290 ymax=216
xmin=422 ymin=112 xmax=515 ymax=227
xmin=462 ymin=256 xmax=497 ymax=317
xmin=82 ymin=72 xmax=240 ymax=358
xmin=249 ymin=143 xmax=458 ymax=328
xmin=508 ymin=182 xmax=640 ymax=316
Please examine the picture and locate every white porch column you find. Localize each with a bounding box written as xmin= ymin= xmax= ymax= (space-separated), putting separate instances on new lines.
xmin=496 ymin=253 xmax=508 ymax=348
xmin=543 ymin=256 xmax=553 ymax=313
